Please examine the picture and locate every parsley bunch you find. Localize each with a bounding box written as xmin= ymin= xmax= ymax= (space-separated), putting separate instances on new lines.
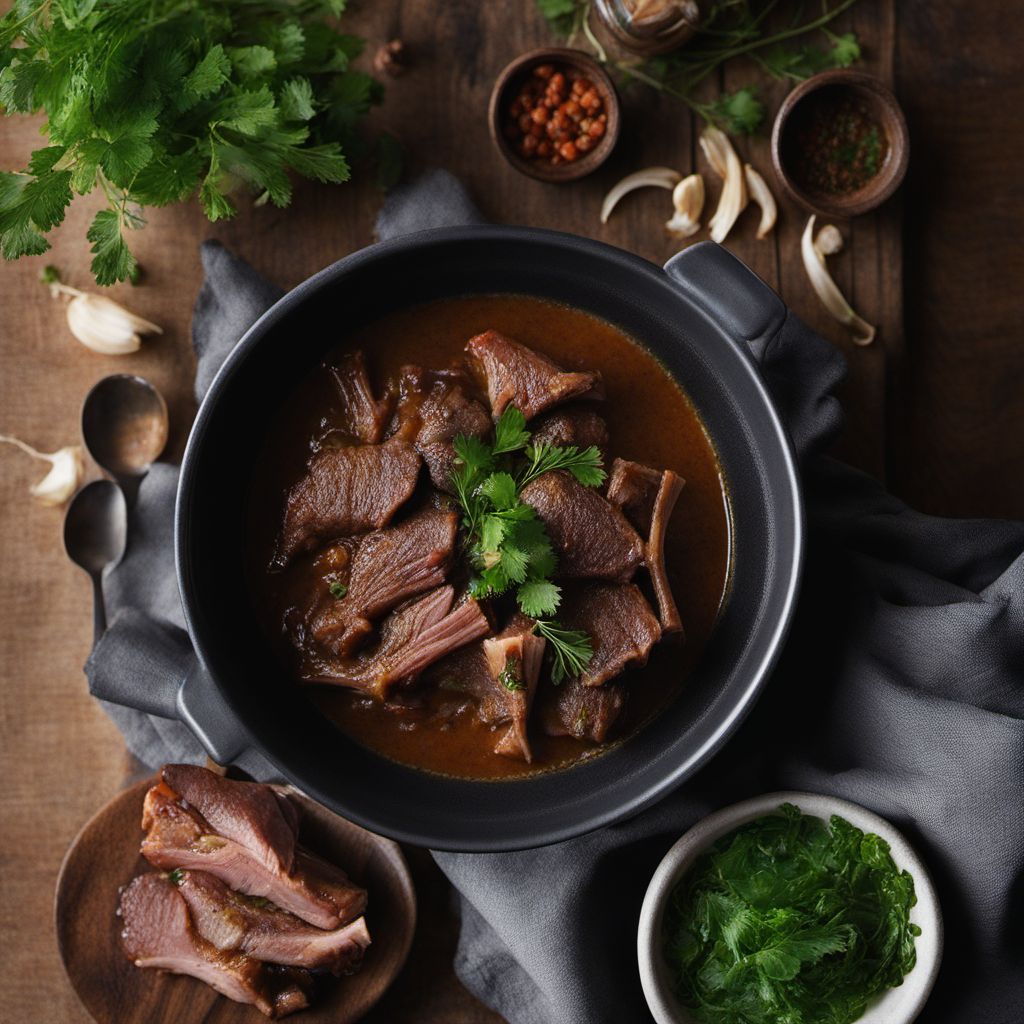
xmin=535 ymin=0 xmax=862 ymax=136
xmin=0 ymin=0 xmax=380 ymax=284
xmin=451 ymin=406 xmax=602 ymax=682
xmin=664 ymin=803 xmax=920 ymax=1023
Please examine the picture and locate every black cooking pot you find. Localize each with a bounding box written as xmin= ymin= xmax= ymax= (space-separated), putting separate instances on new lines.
xmin=100 ymin=228 xmax=805 ymax=851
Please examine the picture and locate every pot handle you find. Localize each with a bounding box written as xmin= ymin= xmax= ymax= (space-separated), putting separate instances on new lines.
xmin=86 ymin=609 xmax=250 ymax=766
xmin=663 ymin=241 xmax=787 ymax=355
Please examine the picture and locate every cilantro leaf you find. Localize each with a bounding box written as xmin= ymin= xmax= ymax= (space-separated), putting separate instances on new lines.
xmin=480 ymin=472 xmax=518 ymax=511
xmin=280 ymin=77 xmax=316 ymax=122
xmin=181 ymin=45 xmax=231 ymax=108
xmin=519 ymin=442 xmax=606 ymax=490
xmin=492 ymin=406 xmax=530 ymax=456
xmin=86 ymin=208 xmax=138 ymax=286
xmin=517 ymin=579 xmax=560 ymax=618
xmin=704 ymin=87 xmax=765 ymax=136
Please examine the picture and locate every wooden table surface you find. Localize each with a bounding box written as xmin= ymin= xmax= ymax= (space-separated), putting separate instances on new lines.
xmin=1 ymin=2 xmax=1021 ymax=1022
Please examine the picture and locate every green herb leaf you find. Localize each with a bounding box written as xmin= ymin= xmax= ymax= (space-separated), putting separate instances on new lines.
xmin=532 ymin=619 xmax=593 ymax=683
xmin=664 ymin=803 xmax=919 ymax=1024
xmin=517 ymin=579 xmax=560 ymax=618
xmin=704 ymin=87 xmax=765 ymax=136
xmin=167 ymin=868 xmax=184 ymax=885
xmin=492 ymin=406 xmax=530 ymax=456
xmin=328 ymin=581 xmax=348 ymax=598
xmin=480 ymin=472 xmax=518 ymax=511
xmin=498 ymin=662 xmax=524 ymax=692
xmin=39 ymin=263 xmax=61 ymax=284
xmin=519 ymin=442 xmax=606 ymax=490
xmin=0 ymin=0 xmax=381 ymax=283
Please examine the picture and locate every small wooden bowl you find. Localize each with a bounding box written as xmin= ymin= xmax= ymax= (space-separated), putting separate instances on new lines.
xmin=488 ymin=47 xmax=621 ymax=183
xmin=771 ymin=70 xmax=909 ymax=219
xmin=55 ymin=777 xmax=416 ymax=1024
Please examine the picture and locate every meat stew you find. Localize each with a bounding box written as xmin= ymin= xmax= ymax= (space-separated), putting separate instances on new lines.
xmin=247 ymin=295 xmax=732 ymax=780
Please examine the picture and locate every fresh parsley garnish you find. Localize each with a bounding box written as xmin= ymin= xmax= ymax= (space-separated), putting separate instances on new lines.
xmin=0 ymin=0 xmax=381 ymax=284
xmin=167 ymin=868 xmax=184 ymax=885
xmin=328 ymin=581 xmax=348 ymax=599
xmin=664 ymin=803 xmax=920 ymax=1024
xmin=451 ymin=406 xmax=603 ymax=682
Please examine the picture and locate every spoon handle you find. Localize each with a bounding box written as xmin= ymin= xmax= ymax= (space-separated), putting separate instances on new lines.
xmin=91 ymin=572 xmax=108 ymax=645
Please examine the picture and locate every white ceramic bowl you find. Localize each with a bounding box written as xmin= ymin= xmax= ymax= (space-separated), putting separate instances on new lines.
xmin=637 ymin=791 xmax=943 ymax=1024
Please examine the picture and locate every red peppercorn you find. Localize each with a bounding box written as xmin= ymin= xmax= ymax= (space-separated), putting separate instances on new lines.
xmin=559 ymin=140 xmax=578 ymax=161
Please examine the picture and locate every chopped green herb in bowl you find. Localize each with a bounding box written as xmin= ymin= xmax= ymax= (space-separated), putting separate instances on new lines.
xmin=637 ymin=793 xmax=942 ymax=1024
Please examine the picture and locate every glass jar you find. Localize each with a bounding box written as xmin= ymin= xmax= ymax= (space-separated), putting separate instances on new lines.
xmin=588 ymin=0 xmax=701 ymax=60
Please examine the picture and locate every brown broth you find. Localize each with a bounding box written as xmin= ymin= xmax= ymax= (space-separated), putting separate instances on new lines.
xmin=246 ymin=295 xmax=732 ymax=780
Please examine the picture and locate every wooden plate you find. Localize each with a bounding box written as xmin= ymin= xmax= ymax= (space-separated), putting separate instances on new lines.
xmin=55 ymin=777 xmax=416 ymax=1023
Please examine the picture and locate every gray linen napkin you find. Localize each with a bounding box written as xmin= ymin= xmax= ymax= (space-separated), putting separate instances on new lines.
xmin=85 ymin=170 xmax=1024 ymax=1024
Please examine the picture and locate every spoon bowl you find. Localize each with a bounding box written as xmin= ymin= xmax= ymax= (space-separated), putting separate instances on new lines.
xmin=82 ymin=374 xmax=169 ymax=483
xmin=64 ymin=479 xmax=127 ymax=576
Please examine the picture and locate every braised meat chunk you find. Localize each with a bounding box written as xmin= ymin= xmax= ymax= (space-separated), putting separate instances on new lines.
xmin=543 ymin=676 xmax=626 ymax=744
xmin=329 ymin=351 xmax=392 ymax=445
xmin=141 ymin=776 xmax=366 ymax=930
xmin=531 ymin=405 xmax=610 ymax=466
xmin=561 ymin=583 xmax=662 ymax=686
xmin=392 ymin=365 xmax=492 ymax=493
xmin=521 ymin=471 xmax=643 ymax=582
xmin=302 ymin=587 xmax=491 ymax=701
xmin=607 ymin=458 xmax=686 ymax=635
xmin=178 ymin=870 xmax=371 ymax=976
xmin=275 ymin=441 xmax=421 ymax=566
xmin=307 ymin=505 xmax=459 ymax=655
xmin=119 ymin=873 xmax=312 ymax=1019
xmin=467 ymin=330 xmax=602 ymax=421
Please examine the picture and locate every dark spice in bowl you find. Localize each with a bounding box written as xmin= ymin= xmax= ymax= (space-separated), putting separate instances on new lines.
xmin=783 ymin=86 xmax=890 ymax=197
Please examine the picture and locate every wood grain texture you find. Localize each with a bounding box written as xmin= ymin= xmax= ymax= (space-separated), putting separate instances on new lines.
xmin=5 ymin=1 xmax=1020 ymax=1023
xmin=56 ymin=779 xmax=415 ymax=1024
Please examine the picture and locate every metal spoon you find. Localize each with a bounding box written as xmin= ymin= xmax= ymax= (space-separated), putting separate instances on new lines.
xmin=63 ymin=479 xmax=127 ymax=644
xmin=81 ymin=374 xmax=169 ymax=506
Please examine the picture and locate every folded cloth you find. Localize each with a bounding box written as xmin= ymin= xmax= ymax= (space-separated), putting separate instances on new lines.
xmin=84 ymin=170 xmax=1024 ymax=1024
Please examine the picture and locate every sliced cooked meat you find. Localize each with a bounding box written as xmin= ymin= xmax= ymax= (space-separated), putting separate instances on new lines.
xmin=141 ymin=783 xmax=367 ymax=931
xmin=178 ymin=870 xmax=371 ymax=976
xmin=119 ymin=873 xmax=311 ymax=1018
xmin=275 ymin=441 xmax=421 ymax=566
xmin=466 ymin=330 xmax=603 ymax=421
xmin=607 ymin=459 xmax=685 ymax=635
xmin=391 ymin=365 xmax=491 ymax=493
xmin=308 ymin=505 xmax=459 ymax=655
xmin=161 ymin=765 xmax=298 ymax=876
xmin=530 ymin=405 xmax=610 ymax=466
xmin=302 ymin=587 xmax=491 ymax=700
xmin=329 ymin=351 xmax=391 ymax=444
xmin=542 ymin=676 xmax=626 ymax=743
xmin=561 ymin=583 xmax=662 ymax=686
xmin=521 ymin=471 xmax=643 ymax=582
xmin=482 ymin=623 xmax=546 ymax=762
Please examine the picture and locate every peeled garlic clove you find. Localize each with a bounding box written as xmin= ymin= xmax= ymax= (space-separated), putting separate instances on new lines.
xmin=51 ymin=284 xmax=162 ymax=356
xmin=700 ymin=127 xmax=747 ymax=244
xmin=0 ymin=435 xmax=85 ymax=506
xmin=601 ymin=167 xmax=681 ymax=224
xmin=801 ymin=216 xmax=876 ymax=346
xmin=666 ymin=173 xmax=705 ymax=238
xmin=744 ymin=164 xmax=777 ymax=240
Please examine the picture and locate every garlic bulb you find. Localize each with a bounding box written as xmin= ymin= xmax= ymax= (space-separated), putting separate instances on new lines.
xmin=52 ymin=284 xmax=162 ymax=355
xmin=0 ymin=434 xmax=85 ymax=506
xmin=700 ymin=127 xmax=747 ymax=244
xmin=601 ymin=167 xmax=681 ymax=224
xmin=801 ymin=217 xmax=876 ymax=346
xmin=666 ymin=174 xmax=705 ymax=238
xmin=744 ymin=164 xmax=777 ymax=240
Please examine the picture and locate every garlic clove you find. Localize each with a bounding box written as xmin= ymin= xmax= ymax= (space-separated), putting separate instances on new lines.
xmin=814 ymin=223 xmax=844 ymax=256
xmin=801 ymin=216 xmax=876 ymax=346
xmin=0 ymin=434 xmax=85 ymax=506
xmin=744 ymin=164 xmax=777 ymax=240
xmin=30 ymin=446 xmax=85 ymax=505
xmin=601 ymin=167 xmax=681 ymax=224
xmin=52 ymin=284 xmax=162 ymax=356
xmin=700 ymin=127 xmax=748 ymax=244
xmin=666 ymin=173 xmax=705 ymax=238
